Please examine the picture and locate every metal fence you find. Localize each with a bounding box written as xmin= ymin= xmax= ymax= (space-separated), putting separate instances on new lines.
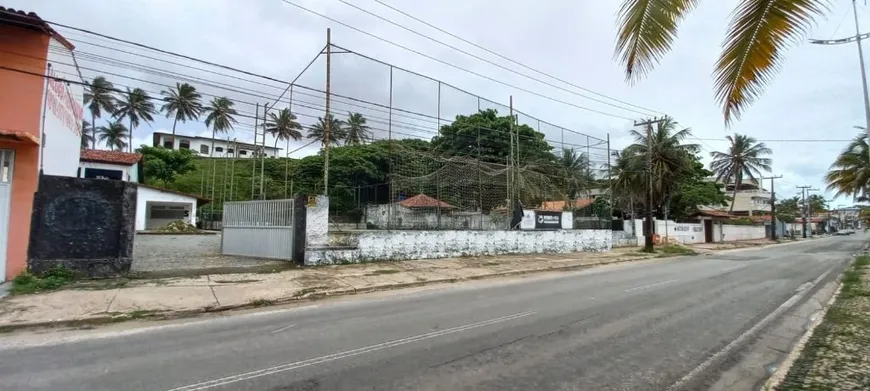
xmin=221 ymin=199 xmax=295 ymax=260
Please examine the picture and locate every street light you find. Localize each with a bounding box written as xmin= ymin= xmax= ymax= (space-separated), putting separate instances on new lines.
xmin=811 ymin=0 xmax=870 ymax=153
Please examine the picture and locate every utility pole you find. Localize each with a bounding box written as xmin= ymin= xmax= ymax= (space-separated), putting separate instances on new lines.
xmin=762 ymin=175 xmax=782 ymax=240
xmin=323 ymin=28 xmax=332 ymax=196
xmin=796 ymin=186 xmax=817 ymax=238
xmin=807 ymin=188 xmax=819 ymax=237
xmin=635 ymin=117 xmax=666 ymax=252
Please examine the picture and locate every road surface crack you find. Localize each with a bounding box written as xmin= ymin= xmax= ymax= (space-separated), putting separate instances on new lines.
xmin=429 ymin=334 xmax=535 ymax=369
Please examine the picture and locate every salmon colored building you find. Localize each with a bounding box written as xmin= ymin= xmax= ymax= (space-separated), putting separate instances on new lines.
xmin=0 ymin=7 xmax=83 ymax=282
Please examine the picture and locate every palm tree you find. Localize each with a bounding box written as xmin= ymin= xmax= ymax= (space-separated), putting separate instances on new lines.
xmin=625 ymin=117 xmax=699 ymax=207
xmin=160 ymin=82 xmax=202 ymax=137
xmin=559 ymin=148 xmax=594 ymax=200
xmin=265 ymin=108 xmax=303 ymax=149
xmin=81 ymin=119 xmax=93 ymax=149
xmin=97 ymin=121 xmax=129 ymax=151
xmin=307 ymin=114 xmax=346 ymax=146
xmin=203 ymin=97 xmax=238 ymax=155
xmin=114 ymin=87 xmax=156 ymax=152
xmin=614 ymin=0 xmax=830 ymax=124
xmin=611 ymin=149 xmax=646 ymax=226
xmin=826 ymin=134 xmax=870 ymax=201
xmin=343 ymin=112 xmax=371 ymax=145
xmin=709 ymin=134 xmax=773 ymax=213
xmin=83 ymin=76 xmax=116 ymax=149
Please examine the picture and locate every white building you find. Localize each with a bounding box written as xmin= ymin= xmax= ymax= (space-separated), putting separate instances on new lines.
xmin=152 ymin=132 xmax=282 ymax=158
xmin=78 ymin=149 xmax=208 ymax=231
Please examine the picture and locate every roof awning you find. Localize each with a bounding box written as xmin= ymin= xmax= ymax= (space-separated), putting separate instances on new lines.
xmin=0 ymin=129 xmax=39 ymax=145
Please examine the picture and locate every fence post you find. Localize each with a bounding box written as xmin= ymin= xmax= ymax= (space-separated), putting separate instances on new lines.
xmin=292 ymin=195 xmax=308 ymax=265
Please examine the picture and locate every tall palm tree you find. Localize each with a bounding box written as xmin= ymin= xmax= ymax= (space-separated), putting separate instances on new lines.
xmin=343 ymin=112 xmax=371 ymax=145
xmin=615 ymin=0 xmax=830 ymax=124
xmin=826 ymin=134 xmax=870 ymax=201
xmin=709 ymin=134 xmax=773 ymax=213
xmin=611 ymin=149 xmax=646 ymax=224
xmin=160 ymin=82 xmax=202 ymax=137
xmin=559 ymin=148 xmax=594 ymax=200
xmin=97 ymin=121 xmax=129 ymax=151
xmin=203 ymin=97 xmax=238 ymax=156
xmin=265 ymin=108 xmax=303 ymax=149
xmin=81 ymin=119 xmax=93 ymax=149
xmin=83 ymin=76 xmax=116 ymax=149
xmin=307 ymin=114 xmax=346 ymax=146
xmin=625 ymin=117 xmax=699 ymax=208
xmin=114 ymin=87 xmax=156 ymax=152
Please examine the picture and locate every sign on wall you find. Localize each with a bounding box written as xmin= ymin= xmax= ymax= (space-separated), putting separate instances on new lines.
xmin=535 ymin=210 xmax=562 ymax=229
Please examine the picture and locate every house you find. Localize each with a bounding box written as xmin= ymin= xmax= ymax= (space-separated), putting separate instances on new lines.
xmin=709 ymin=178 xmax=772 ymax=216
xmin=538 ymin=198 xmax=594 ymax=212
xmin=0 ymin=7 xmax=83 ymax=282
xmin=77 ymin=149 xmax=209 ymax=231
xmin=152 ymin=132 xmax=282 ymax=158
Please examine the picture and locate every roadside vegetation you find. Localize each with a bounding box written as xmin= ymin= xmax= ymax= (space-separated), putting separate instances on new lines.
xmin=11 ymin=267 xmax=78 ymax=295
xmin=776 ymin=255 xmax=870 ymax=390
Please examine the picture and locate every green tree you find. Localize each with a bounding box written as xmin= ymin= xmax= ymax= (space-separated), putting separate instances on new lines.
xmin=559 ymin=148 xmax=594 ymax=199
xmin=138 ymin=146 xmax=196 ymax=186
xmin=81 ymin=120 xmax=93 ymax=149
xmin=667 ymin=156 xmax=729 ymax=220
xmin=265 ymin=108 xmax=303 ymax=149
xmin=610 ymin=149 xmax=645 ymax=220
xmin=83 ymin=76 xmax=116 ymax=149
xmin=344 ymin=112 xmax=371 ymax=145
xmin=114 ymin=87 xmax=156 ymax=152
xmin=825 ymin=134 xmax=870 ymax=201
xmin=709 ymin=134 xmax=773 ymax=213
xmin=97 ymin=121 xmax=129 ymax=151
xmin=203 ymin=97 xmax=238 ymax=157
xmin=807 ymin=194 xmax=827 ymax=213
xmin=431 ymin=109 xmax=555 ymax=164
xmin=160 ymin=82 xmax=202 ymax=136
xmin=776 ymin=196 xmax=800 ymax=223
xmin=615 ymin=0 xmax=830 ymax=124
xmin=308 ymin=114 xmax=346 ymax=146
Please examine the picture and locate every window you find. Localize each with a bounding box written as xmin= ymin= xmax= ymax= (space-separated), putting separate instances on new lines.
xmin=227 ymin=148 xmax=234 ymax=154
xmin=200 ymin=145 xmax=209 ymax=154
xmin=84 ymin=168 xmax=123 ymax=180
xmin=179 ymin=140 xmax=190 ymax=149
xmin=215 ymin=147 xmax=224 ymax=153
xmin=239 ymin=150 xmax=247 ymax=156
xmin=162 ymin=138 xmax=173 ymax=149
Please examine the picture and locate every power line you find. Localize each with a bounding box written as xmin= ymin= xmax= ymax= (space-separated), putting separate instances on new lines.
xmin=278 ymin=0 xmax=638 ymax=121
xmin=334 ymin=0 xmax=659 ymax=117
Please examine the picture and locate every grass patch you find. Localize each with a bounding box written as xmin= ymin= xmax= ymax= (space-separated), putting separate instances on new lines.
xmin=292 ymin=286 xmax=328 ymax=297
xmin=213 ymin=279 xmax=261 ymax=284
xmin=657 ymin=245 xmax=697 ymax=256
xmin=11 ymin=267 xmax=78 ymax=295
xmin=366 ymin=269 xmax=400 ymax=275
xmin=483 ymin=262 xmax=501 ymax=266
xmin=249 ymin=299 xmax=273 ymax=307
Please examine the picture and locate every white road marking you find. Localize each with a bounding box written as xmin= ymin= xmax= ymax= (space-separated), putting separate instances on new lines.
xmin=623 ymin=279 xmax=679 ymax=293
xmin=665 ymin=266 xmax=836 ymax=391
xmin=270 ymin=324 xmax=297 ymax=333
xmin=164 ymin=311 xmax=536 ymax=391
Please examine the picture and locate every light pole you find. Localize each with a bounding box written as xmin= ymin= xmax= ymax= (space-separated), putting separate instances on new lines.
xmin=811 ymin=0 xmax=870 ymax=150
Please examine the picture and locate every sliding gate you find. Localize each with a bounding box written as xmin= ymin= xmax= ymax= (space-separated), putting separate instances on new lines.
xmin=221 ymin=199 xmax=295 ymax=260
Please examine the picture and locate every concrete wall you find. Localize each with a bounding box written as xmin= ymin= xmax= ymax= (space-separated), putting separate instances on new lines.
xmin=41 ymin=37 xmax=83 ymax=178
xmin=306 ymin=195 xmax=329 ymax=248
xmin=306 ymin=229 xmax=612 ymax=265
xmin=633 ymin=219 xmax=706 ymax=244
xmin=28 ymin=175 xmax=136 ymax=277
xmin=365 ymin=204 xmax=510 ymax=230
xmin=721 ymin=224 xmax=766 ymax=241
xmin=135 ymin=186 xmax=198 ymax=231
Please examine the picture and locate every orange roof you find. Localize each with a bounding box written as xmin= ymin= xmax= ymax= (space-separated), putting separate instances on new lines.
xmin=399 ymin=194 xmax=455 ymax=209
xmin=0 ymin=129 xmax=39 ymax=144
xmin=539 ymin=198 xmax=594 ymax=212
xmin=0 ymin=7 xmax=74 ymax=50
xmin=695 ymin=209 xmax=733 ymax=218
xmin=80 ymin=149 xmax=142 ymax=166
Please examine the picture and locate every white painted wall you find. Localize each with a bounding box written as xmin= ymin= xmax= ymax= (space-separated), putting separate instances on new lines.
xmin=306 ymin=229 xmax=612 ymax=265
xmin=40 ymin=37 xmax=83 ymax=177
xmin=633 ymin=219 xmax=706 ymax=244
xmin=154 ymin=134 xmax=280 ymax=158
xmin=135 ymin=186 xmax=198 ymax=231
xmin=720 ymin=224 xmax=766 ymax=241
xmin=306 ymin=195 xmax=329 ymax=247
xmin=79 ymin=161 xmax=136 ymax=181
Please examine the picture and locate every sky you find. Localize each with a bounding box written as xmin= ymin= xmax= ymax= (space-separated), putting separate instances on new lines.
xmin=9 ymin=0 xmax=870 ymax=207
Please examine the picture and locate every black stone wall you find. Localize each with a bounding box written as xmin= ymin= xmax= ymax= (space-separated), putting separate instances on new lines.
xmin=27 ymin=175 xmax=137 ymax=277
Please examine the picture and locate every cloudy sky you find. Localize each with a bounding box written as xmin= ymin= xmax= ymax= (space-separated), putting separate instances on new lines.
xmin=11 ymin=0 xmax=870 ymax=206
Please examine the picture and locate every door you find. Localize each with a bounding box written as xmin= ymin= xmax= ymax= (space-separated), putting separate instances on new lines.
xmin=704 ymin=220 xmax=713 ymax=243
xmin=0 ymin=150 xmax=13 ymax=282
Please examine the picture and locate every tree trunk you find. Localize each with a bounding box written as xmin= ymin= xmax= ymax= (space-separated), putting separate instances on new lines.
xmin=729 ymin=177 xmax=740 ymax=214
xmin=128 ymin=117 xmax=134 ymax=153
xmin=91 ymin=113 xmax=97 ymax=149
xmin=171 ymin=117 xmax=178 ymax=136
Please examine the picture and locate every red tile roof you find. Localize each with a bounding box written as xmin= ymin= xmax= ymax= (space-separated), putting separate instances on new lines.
xmin=399 ymin=194 xmax=455 ymax=209
xmin=695 ymin=209 xmax=733 ymax=218
xmin=539 ymin=198 xmax=594 ymax=212
xmin=80 ymin=149 xmax=142 ymax=166
xmin=0 ymin=7 xmax=74 ymax=50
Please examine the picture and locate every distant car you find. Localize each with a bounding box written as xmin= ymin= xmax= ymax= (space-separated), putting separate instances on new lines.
xmin=837 ymin=229 xmax=855 ymax=235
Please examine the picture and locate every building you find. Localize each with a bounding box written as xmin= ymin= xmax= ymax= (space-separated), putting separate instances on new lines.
xmin=0 ymin=7 xmax=84 ymax=282
xmin=77 ymin=149 xmax=208 ymax=231
xmin=711 ymin=179 xmax=772 ymax=216
xmin=152 ymin=132 xmax=282 ymax=158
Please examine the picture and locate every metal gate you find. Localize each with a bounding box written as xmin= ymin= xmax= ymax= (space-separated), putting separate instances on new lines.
xmin=0 ymin=150 xmax=13 ymax=282
xmin=221 ymin=199 xmax=295 ymax=260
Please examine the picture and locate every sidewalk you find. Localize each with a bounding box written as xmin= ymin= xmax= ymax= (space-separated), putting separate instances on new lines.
xmin=0 ymin=239 xmax=798 ymax=331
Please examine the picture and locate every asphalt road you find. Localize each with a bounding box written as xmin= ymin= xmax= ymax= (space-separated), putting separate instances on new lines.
xmin=0 ymin=235 xmax=865 ymax=391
